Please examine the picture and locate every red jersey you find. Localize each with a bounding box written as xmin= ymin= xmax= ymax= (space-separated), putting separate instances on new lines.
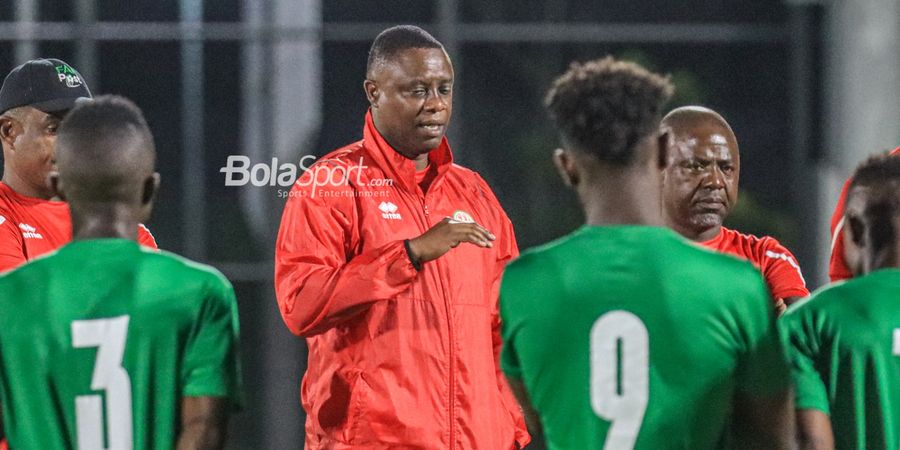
xmin=702 ymin=226 xmax=809 ymax=301
xmin=275 ymin=112 xmax=529 ymax=449
xmin=0 ymin=181 xmax=158 ymax=271
xmin=829 ymin=147 xmax=900 ymax=282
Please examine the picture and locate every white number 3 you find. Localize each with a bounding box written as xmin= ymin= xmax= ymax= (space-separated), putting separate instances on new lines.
xmin=590 ymin=311 xmax=649 ymax=450
xmin=72 ymin=316 xmax=134 ymax=450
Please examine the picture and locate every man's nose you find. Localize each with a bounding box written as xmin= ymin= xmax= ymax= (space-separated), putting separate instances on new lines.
xmin=703 ymin=165 xmax=726 ymax=189
xmin=423 ymin=89 xmax=449 ymax=112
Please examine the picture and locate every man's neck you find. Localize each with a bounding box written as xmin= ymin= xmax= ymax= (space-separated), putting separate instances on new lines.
xmin=70 ymin=203 xmax=138 ymax=241
xmin=580 ymin=168 xmax=664 ymax=227
xmin=1 ymin=170 xmax=51 ymax=200
xmin=674 ymin=223 xmax=721 ymax=242
xmin=413 ymin=153 xmax=429 ymax=171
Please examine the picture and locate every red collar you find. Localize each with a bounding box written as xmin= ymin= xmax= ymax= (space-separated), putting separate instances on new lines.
xmin=362 ymin=110 xmax=454 ymax=195
xmin=0 ymin=181 xmax=66 ymax=207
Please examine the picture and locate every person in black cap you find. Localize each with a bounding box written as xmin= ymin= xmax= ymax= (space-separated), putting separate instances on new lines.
xmin=0 ymin=58 xmax=158 ymax=271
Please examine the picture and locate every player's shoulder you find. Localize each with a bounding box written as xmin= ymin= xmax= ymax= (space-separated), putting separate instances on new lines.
xmin=139 ymin=248 xmax=233 ymax=294
xmin=783 ymin=276 xmax=859 ymax=321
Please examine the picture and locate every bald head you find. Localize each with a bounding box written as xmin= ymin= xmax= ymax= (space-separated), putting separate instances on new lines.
xmin=660 ymin=106 xmax=741 ymax=241
xmin=54 ymin=95 xmax=157 ymax=222
xmin=661 ymin=106 xmax=735 ymax=141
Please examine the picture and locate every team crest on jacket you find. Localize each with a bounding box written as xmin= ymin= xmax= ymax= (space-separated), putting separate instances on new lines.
xmin=450 ymin=210 xmax=474 ymax=224
xmin=378 ymin=201 xmax=402 ymax=220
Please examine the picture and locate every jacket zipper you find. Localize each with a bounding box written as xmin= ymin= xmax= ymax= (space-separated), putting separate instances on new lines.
xmin=421 ymin=193 xmax=455 ymax=449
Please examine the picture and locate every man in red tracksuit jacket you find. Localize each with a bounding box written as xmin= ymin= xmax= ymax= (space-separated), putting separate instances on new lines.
xmin=0 ymin=59 xmax=157 ymax=272
xmin=275 ymin=26 xmax=529 ymax=449
xmin=828 ymin=146 xmax=900 ymax=282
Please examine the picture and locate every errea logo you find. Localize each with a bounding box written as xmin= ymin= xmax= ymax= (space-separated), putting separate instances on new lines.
xmin=19 ymin=223 xmax=43 ymax=239
xmin=378 ymin=201 xmax=401 ymax=220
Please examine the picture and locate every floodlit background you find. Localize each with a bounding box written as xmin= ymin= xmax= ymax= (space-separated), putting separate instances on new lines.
xmin=2 ymin=0 xmax=899 ymax=448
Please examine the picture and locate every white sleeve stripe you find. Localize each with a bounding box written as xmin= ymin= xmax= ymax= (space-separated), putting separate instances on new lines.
xmin=764 ymin=250 xmax=807 ymax=285
xmin=830 ymin=217 xmax=845 ymax=254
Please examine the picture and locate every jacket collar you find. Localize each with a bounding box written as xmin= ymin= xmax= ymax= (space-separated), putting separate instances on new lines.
xmin=362 ymin=110 xmax=454 ymax=194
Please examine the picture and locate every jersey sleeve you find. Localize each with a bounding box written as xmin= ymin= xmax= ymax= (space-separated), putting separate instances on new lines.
xmin=499 ymin=259 xmax=529 ymax=381
xmin=759 ymin=238 xmax=810 ymax=300
xmin=181 ymin=272 xmax=243 ymax=408
xmin=274 ymin=167 xmax=419 ymax=337
xmin=779 ymin=306 xmax=830 ymax=414
xmin=136 ymin=224 xmax=158 ymax=250
xmin=733 ymin=271 xmax=792 ymax=396
xmin=0 ymin=213 xmax=26 ymax=272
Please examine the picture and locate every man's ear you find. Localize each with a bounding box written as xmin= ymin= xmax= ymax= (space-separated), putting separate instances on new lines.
xmin=49 ymin=171 xmax=65 ymax=201
xmin=0 ymin=116 xmax=20 ymax=148
xmin=138 ymin=172 xmax=161 ymax=223
xmin=142 ymin=173 xmax=160 ymax=207
xmin=363 ymin=79 xmax=379 ymax=108
xmin=552 ymin=148 xmax=579 ymax=188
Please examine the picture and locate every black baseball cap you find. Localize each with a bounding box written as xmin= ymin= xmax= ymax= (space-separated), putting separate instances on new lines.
xmin=0 ymin=58 xmax=92 ymax=115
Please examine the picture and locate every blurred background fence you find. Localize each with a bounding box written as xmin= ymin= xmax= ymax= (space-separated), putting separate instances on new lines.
xmin=2 ymin=0 xmax=899 ymax=447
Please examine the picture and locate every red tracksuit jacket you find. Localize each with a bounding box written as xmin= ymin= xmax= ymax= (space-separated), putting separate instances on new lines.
xmin=0 ymin=181 xmax=158 ymax=272
xmin=275 ymin=112 xmax=529 ymax=449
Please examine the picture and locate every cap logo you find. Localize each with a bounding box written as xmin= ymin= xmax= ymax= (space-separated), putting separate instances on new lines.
xmin=55 ymin=64 xmax=83 ymax=88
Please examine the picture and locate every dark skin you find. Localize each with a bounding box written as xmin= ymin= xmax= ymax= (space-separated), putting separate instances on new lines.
xmin=508 ymin=129 xmax=796 ymax=449
xmin=364 ymin=47 xmax=496 ymax=263
xmin=661 ymin=110 xmax=795 ymax=311
xmin=365 ymin=47 xmax=453 ymax=172
xmin=793 ymin=183 xmax=900 ymax=450
xmin=46 ymin=130 xmax=229 ymax=450
xmin=845 ymin=184 xmax=900 ymax=276
xmin=660 ymin=120 xmax=739 ymax=242
xmin=0 ymin=106 xmax=64 ymax=199
xmin=176 ymin=397 xmax=231 ymax=450
xmin=506 ymin=132 xmax=671 ymax=440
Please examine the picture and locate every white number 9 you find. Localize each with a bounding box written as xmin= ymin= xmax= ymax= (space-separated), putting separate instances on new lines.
xmin=590 ymin=311 xmax=649 ymax=450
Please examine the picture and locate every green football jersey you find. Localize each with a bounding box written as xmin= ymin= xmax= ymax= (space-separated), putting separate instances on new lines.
xmin=0 ymin=239 xmax=242 ymax=450
xmin=780 ymin=269 xmax=900 ymax=449
xmin=500 ymin=226 xmax=789 ymax=450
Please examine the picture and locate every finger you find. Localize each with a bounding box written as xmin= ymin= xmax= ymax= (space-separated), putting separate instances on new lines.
xmin=472 ymin=222 xmax=496 ymax=240
xmin=461 ymin=224 xmax=494 ymax=243
xmin=460 ymin=231 xmax=492 ymax=248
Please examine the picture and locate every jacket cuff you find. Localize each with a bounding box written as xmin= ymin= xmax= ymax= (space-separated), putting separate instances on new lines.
xmin=403 ymin=239 xmax=422 ymax=271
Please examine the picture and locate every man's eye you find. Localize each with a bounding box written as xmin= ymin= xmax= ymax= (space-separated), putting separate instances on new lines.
xmin=684 ymin=162 xmax=703 ymax=170
xmin=47 ymin=126 xmax=58 ymax=135
xmin=412 ymin=89 xmax=427 ymax=96
xmin=439 ymin=86 xmax=451 ymax=95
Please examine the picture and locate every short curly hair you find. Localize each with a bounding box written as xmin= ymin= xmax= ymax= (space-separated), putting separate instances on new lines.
xmin=545 ymin=57 xmax=673 ymax=165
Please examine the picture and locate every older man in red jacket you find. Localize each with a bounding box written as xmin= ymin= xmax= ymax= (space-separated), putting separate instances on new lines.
xmin=275 ymin=25 xmax=529 ymax=449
